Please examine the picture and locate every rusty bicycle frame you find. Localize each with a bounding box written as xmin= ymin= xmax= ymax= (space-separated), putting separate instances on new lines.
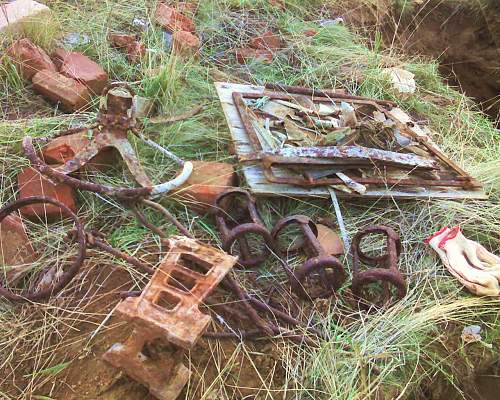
xmin=232 ymin=90 xmax=480 ymax=190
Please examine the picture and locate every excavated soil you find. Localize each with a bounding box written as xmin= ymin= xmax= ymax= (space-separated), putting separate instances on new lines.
xmin=385 ymin=2 xmax=500 ymax=125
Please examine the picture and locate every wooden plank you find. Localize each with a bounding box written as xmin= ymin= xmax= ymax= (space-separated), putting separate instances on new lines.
xmin=215 ymin=82 xmax=487 ymax=200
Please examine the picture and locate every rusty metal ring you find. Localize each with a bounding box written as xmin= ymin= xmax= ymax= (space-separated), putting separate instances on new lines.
xmin=352 ymin=225 xmax=401 ymax=265
xmin=291 ymin=255 xmax=346 ymax=300
xmin=0 ymin=196 xmax=86 ymax=302
xmin=221 ymin=223 xmax=273 ymax=268
xmin=351 ymin=268 xmax=407 ymax=306
xmin=214 ymin=187 xmax=256 ymax=212
xmin=271 ymin=215 xmax=318 ymax=253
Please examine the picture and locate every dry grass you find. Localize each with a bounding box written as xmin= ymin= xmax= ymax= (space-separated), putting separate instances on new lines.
xmin=0 ymin=0 xmax=499 ymax=399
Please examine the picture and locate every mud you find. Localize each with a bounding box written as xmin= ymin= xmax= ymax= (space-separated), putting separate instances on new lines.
xmin=384 ymin=2 xmax=500 ymax=125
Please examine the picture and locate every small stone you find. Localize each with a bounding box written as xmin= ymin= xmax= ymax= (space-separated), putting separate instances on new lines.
xmin=132 ymin=18 xmax=148 ymax=30
xmin=6 ymin=38 xmax=56 ymax=80
xmin=319 ymin=17 xmax=344 ymax=27
xmin=0 ymin=0 xmax=51 ymax=34
xmin=52 ymin=49 xmax=108 ymax=95
xmin=249 ymin=31 xmax=282 ymax=50
xmin=17 ymin=167 xmax=77 ymax=221
xmin=172 ymin=30 xmax=200 ymax=56
xmin=173 ymin=161 xmax=236 ymax=212
xmin=155 ymin=3 xmax=195 ymax=33
xmin=42 ymin=132 xmax=117 ymax=171
xmin=109 ymin=33 xmax=146 ymax=63
xmin=32 ymin=69 xmax=91 ymax=112
xmin=235 ymin=47 xmax=273 ymax=64
xmin=63 ymin=32 xmax=91 ymax=47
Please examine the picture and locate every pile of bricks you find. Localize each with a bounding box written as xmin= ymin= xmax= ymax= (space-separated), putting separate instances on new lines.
xmin=6 ymin=38 xmax=108 ymax=112
xmin=154 ymin=2 xmax=200 ymax=56
xmin=235 ymin=31 xmax=283 ymax=64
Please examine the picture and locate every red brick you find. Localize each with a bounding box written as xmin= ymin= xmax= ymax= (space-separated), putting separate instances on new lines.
xmin=174 ymin=161 xmax=236 ymax=212
xmin=6 ymin=38 xmax=56 ymax=80
xmin=52 ymin=49 xmax=108 ymax=95
xmin=303 ymin=29 xmax=317 ymax=37
xmin=155 ymin=3 xmax=195 ymax=33
xmin=17 ymin=167 xmax=76 ymax=221
xmin=235 ymin=47 xmax=273 ymax=64
xmin=172 ymin=30 xmax=200 ymax=56
xmin=0 ymin=214 xmax=37 ymax=270
xmin=249 ymin=31 xmax=282 ymax=50
xmin=109 ymin=33 xmax=146 ymax=63
xmin=32 ymin=69 xmax=91 ymax=112
xmin=42 ymin=132 xmax=117 ymax=171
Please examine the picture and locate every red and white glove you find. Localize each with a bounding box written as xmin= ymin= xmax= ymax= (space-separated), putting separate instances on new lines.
xmin=426 ymin=226 xmax=500 ymax=296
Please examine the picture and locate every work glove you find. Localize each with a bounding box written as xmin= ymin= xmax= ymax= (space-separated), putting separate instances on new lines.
xmin=426 ymin=226 xmax=500 ymax=296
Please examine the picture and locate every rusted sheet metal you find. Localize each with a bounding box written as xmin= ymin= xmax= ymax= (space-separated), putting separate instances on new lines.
xmin=23 ymin=83 xmax=192 ymax=200
xmin=271 ymin=215 xmax=346 ymax=300
xmin=103 ymin=236 xmax=236 ymax=399
xmin=229 ymin=86 xmax=481 ymax=192
xmin=351 ymin=225 xmax=407 ymax=308
xmin=111 ymin=235 xmax=236 ymax=348
xmin=257 ymin=155 xmax=476 ymax=188
xmin=0 ymin=196 xmax=86 ymax=302
xmin=214 ymin=188 xmax=274 ymax=268
xmin=244 ymin=145 xmax=438 ymax=170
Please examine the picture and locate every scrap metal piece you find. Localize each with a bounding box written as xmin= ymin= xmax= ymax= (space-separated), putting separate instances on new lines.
xmin=271 ymin=215 xmax=346 ymax=300
xmin=111 ymin=235 xmax=237 ymax=348
xmin=227 ymin=86 xmax=482 ymax=193
xmin=0 ymin=196 xmax=86 ymax=302
xmin=351 ymin=225 xmax=406 ymax=308
xmin=243 ymin=146 xmax=438 ymax=170
xmin=23 ymin=83 xmax=193 ymax=200
xmin=214 ymin=188 xmax=274 ymax=268
xmin=103 ymin=328 xmax=191 ymax=400
xmin=103 ymin=236 xmax=236 ymax=399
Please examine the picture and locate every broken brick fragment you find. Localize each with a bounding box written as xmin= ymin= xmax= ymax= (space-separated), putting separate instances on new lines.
xmin=17 ymin=167 xmax=76 ymax=221
xmin=303 ymin=28 xmax=317 ymax=37
xmin=6 ymin=38 xmax=56 ymax=80
xmin=174 ymin=161 xmax=236 ymax=212
xmin=249 ymin=31 xmax=282 ymax=50
xmin=52 ymin=48 xmax=108 ymax=95
xmin=42 ymin=132 xmax=117 ymax=171
xmin=0 ymin=213 xmax=37 ymax=269
xmin=108 ymin=33 xmax=146 ymax=63
xmin=177 ymin=2 xmax=196 ymax=15
xmin=172 ymin=30 xmax=200 ymax=56
xmin=235 ymin=47 xmax=273 ymax=64
xmin=155 ymin=3 xmax=195 ymax=33
xmin=32 ymin=69 xmax=91 ymax=112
